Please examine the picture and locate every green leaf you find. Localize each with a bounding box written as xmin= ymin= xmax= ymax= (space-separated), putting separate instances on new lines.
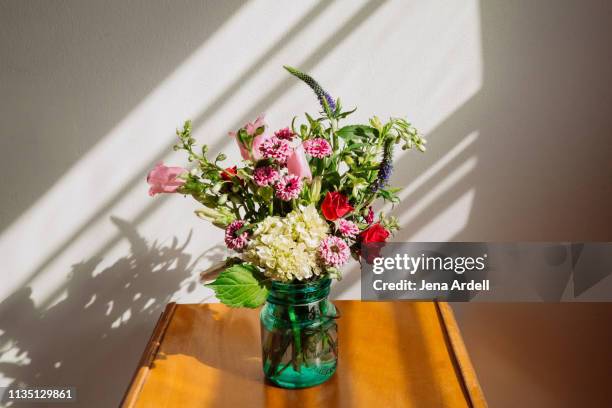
xmin=321 ymin=171 xmax=342 ymax=190
xmin=345 ymin=142 xmax=368 ymax=151
xmin=257 ymin=185 xmax=273 ymax=201
xmin=378 ymin=188 xmax=400 ymax=203
xmin=337 ymin=106 xmax=357 ymax=119
xmin=336 ymin=125 xmax=378 ymax=140
xmin=206 ymin=264 xmax=269 ymax=308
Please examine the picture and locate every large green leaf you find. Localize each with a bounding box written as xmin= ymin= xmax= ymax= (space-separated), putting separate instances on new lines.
xmin=336 ymin=125 xmax=378 ymax=140
xmin=206 ymin=264 xmax=269 ymax=308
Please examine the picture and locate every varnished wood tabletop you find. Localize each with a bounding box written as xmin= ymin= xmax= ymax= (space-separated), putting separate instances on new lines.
xmin=122 ymin=301 xmax=486 ymax=408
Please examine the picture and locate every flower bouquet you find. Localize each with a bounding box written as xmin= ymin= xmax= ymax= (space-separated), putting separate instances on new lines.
xmin=147 ymin=66 xmax=425 ymax=388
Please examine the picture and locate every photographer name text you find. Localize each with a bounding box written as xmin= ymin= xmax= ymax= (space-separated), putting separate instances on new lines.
xmin=373 ymin=279 xmax=490 ymax=291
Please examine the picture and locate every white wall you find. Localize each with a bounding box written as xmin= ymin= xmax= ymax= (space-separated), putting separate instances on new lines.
xmin=1 ymin=1 xmax=611 ymax=406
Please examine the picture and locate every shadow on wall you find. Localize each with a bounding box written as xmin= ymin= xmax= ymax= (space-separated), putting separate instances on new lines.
xmin=0 ymin=217 xmax=206 ymax=408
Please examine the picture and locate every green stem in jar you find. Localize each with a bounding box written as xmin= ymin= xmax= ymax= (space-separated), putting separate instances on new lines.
xmin=288 ymin=305 xmax=303 ymax=372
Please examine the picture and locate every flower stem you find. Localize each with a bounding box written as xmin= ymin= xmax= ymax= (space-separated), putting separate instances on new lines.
xmin=288 ymin=305 xmax=303 ymax=372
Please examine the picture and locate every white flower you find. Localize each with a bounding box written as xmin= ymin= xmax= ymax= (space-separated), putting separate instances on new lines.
xmin=245 ymin=205 xmax=329 ymax=281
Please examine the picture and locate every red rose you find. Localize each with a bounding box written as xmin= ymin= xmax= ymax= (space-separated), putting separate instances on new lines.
xmin=320 ymin=191 xmax=354 ymax=221
xmin=359 ymin=223 xmax=389 ymax=244
xmin=220 ymin=166 xmax=238 ymax=181
xmin=359 ymin=223 xmax=390 ymax=264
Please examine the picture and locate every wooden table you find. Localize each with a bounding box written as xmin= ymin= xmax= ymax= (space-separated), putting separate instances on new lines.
xmin=122 ymin=301 xmax=486 ymax=407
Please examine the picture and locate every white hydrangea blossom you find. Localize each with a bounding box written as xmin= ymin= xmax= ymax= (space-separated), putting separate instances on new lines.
xmin=245 ymin=204 xmax=329 ymax=281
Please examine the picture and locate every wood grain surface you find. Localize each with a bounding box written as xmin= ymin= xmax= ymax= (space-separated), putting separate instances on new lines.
xmin=122 ymin=301 xmax=486 ymax=408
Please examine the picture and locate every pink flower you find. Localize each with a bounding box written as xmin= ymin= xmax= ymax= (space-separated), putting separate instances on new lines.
xmin=225 ymin=220 xmax=249 ymax=251
xmin=234 ymin=139 xmax=251 ymax=161
xmin=338 ymin=219 xmax=359 ymax=238
xmin=229 ymin=114 xmax=268 ymax=161
xmin=146 ymin=163 xmax=187 ymax=196
xmin=258 ymin=136 xmax=292 ymax=164
xmin=251 ymin=134 xmax=271 ymax=161
xmin=274 ymin=174 xmax=302 ymax=201
xmin=230 ymin=133 xmax=271 ymax=161
xmin=245 ymin=114 xmax=266 ymax=136
xmin=274 ymin=127 xmax=295 ymax=140
xmin=303 ymin=138 xmax=332 ymax=158
xmin=286 ymin=144 xmax=312 ymax=180
xmin=319 ymin=236 xmax=350 ymax=267
xmin=253 ymin=166 xmax=280 ymax=187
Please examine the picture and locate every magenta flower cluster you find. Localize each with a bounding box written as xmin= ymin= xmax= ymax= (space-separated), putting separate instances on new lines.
xmin=274 ymin=127 xmax=296 ymax=140
xmin=253 ymin=166 xmax=280 ymax=187
xmin=259 ymin=136 xmax=292 ymax=164
xmin=225 ymin=220 xmax=249 ymax=251
xmin=303 ymin=138 xmax=332 ymax=158
xmin=318 ymin=236 xmax=350 ymax=267
xmin=274 ymin=174 xmax=302 ymax=201
xmin=337 ymin=219 xmax=359 ymax=238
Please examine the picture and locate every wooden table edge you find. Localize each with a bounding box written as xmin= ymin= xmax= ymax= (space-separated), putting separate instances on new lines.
xmin=121 ymin=301 xmax=487 ymax=408
xmin=436 ymin=302 xmax=488 ymax=408
xmin=121 ymin=302 xmax=177 ymax=408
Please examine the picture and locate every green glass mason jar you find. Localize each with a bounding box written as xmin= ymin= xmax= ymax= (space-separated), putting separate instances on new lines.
xmin=260 ymin=278 xmax=338 ymax=388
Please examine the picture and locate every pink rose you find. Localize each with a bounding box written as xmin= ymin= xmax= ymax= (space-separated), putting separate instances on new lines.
xmin=146 ymin=163 xmax=187 ymax=196
xmin=286 ymin=144 xmax=312 ymax=180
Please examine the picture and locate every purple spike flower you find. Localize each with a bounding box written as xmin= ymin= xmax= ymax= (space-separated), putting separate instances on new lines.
xmin=370 ymin=139 xmax=394 ymax=193
xmin=284 ymin=65 xmax=336 ymax=113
